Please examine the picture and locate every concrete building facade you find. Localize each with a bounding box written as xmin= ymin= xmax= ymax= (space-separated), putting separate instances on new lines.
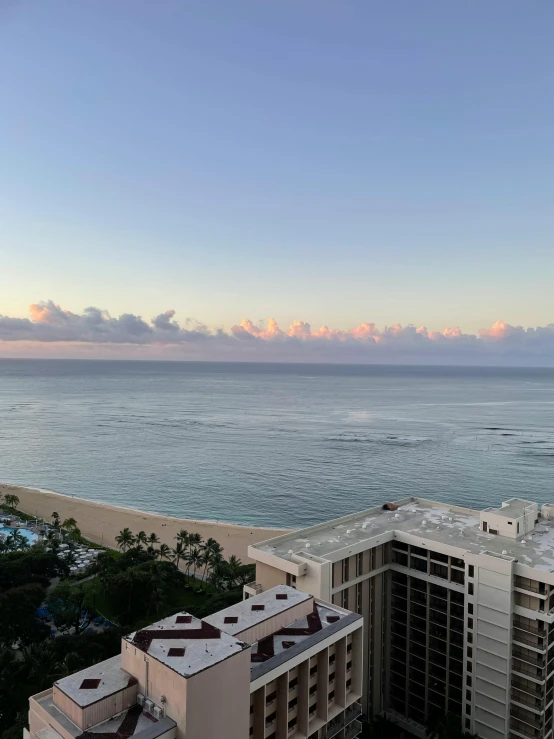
xmin=248 ymin=497 xmax=554 ymax=739
xmin=25 ymin=585 xmax=362 ymax=739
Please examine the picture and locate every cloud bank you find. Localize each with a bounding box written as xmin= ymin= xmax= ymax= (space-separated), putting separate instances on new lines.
xmin=1 ymin=301 xmax=554 ymax=366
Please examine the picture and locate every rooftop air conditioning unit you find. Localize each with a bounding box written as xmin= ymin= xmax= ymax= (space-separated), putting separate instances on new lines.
xmin=136 ymin=694 xmax=145 ymax=707
xmin=144 ymin=699 xmax=154 ymax=714
xmin=152 ymin=705 xmax=164 ymax=719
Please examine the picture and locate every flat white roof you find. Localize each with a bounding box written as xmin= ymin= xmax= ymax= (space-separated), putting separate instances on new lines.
xmin=483 ymin=498 xmax=536 ymax=519
xmin=54 ymin=656 xmax=133 ymax=707
xmin=125 ymin=613 xmax=248 ymax=678
xmin=204 ymin=585 xmax=312 ymax=636
xmin=251 ymin=497 xmax=554 ymax=573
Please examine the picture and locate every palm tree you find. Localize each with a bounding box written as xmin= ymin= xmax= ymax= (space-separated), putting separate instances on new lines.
xmin=51 ymin=512 xmax=61 ymax=528
xmin=4 ymin=494 xmax=19 ymax=510
xmin=157 ymin=543 xmax=171 ymax=561
xmin=188 ymin=547 xmax=203 ymax=579
xmin=147 ymin=532 xmax=160 ymax=547
xmin=208 ymin=552 xmax=226 ymax=590
xmin=115 ymin=527 xmax=135 ymax=552
xmin=201 ymin=538 xmax=223 ymax=580
xmin=189 ymin=532 xmax=203 ymax=549
xmin=136 ymin=530 xmax=148 ymax=547
xmin=61 ymin=517 xmax=78 ymax=531
xmin=175 ymin=529 xmax=189 ymax=549
xmin=223 ymin=555 xmax=243 ymax=589
xmin=173 ymin=541 xmax=186 ymax=568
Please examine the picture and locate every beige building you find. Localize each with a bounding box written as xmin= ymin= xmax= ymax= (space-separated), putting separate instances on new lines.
xmin=26 ymin=585 xmax=363 ymax=739
xmin=248 ymin=497 xmax=554 ymax=739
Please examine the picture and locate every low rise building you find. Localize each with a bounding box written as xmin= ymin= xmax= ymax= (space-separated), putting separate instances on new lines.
xmin=248 ymin=497 xmax=554 ymax=739
xmin=26 ymin=585 xmax=362 ymax=739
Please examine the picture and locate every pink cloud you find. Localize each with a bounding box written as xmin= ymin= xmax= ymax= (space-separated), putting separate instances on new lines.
xmin=1 ymin=302 xmax=554 ymax=365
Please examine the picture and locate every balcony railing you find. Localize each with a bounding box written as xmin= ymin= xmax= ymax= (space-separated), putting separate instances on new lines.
xmin=511 ymin=707 xmax=544 ymax=731
xmin=320 ymin=704 xmax=362 ymax=739
xmin=514 ymin=618 xmax=546 ymax=637
xmin=344 ymin=719 xmax=362 ymax=739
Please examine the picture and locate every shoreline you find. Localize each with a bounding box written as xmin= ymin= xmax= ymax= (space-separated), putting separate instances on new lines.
xmin=0 ymin=483 xmax=292 ymax=562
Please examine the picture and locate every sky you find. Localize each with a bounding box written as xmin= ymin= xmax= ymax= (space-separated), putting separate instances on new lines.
xmin=1 ymin=1 xmax=553 ymax=364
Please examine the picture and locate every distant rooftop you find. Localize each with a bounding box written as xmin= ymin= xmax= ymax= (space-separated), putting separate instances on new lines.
xmin=125 ymin=613 xmax=248 ymax=678
xmin=204 ymin=585 xmax=312 ymax=636
xmin=34 ymin=690 xmax=176 ymax=739
xmin=54 ymin=656 xmax=135 ymax=707
xmin=250 ymin=497 xmax=554 ymax=573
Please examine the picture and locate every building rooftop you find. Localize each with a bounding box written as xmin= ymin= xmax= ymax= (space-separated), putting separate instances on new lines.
xmin=124 ymin=612 xmax=248 ymax=678
xmin=482 ymin=498 xmax=537 ymax=519
xmin=250 ymin=497 xmax=554 ymax=573
xmin=204 ymin=585 xmax=312 ymax=636
xmin=54 ymin=656 xmax=135 ymax=707
xmin=34 ymin=691 xmax=176 ymax=739
xmin=250 ymin=601 xmax=361 ymax=681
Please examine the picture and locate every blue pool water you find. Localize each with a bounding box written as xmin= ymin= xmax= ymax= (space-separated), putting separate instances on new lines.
xmin=0 ymin=526 xmax=38 ymax=544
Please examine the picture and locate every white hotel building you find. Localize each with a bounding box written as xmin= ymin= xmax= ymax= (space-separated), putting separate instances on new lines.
xmin=26 ymin=585 xmax=363 ymax=739
xmin=248 ymin=497 xmax=554 ymax=739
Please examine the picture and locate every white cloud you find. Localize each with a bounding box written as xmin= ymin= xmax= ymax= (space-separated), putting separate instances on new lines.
xmin=1 ymin=302 xmax=554 ymax=365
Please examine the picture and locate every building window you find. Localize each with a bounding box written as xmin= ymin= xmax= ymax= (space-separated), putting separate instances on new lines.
xmin=465 ymin=719 xmax=471 ymax=730
xmin=266 ymin=692 xmax=276 ymax=705
xmin=286 ymin=573 xmax=297 ymax=588
xmin=346 ymin=678 xmax=351 ymax=690
xmin=466 ymin=704 xmax=471 ymax=715
xmin=466 ymin=689 xmax=471 ymax=701
xmin=288 ymin=717 xmax=297 ymax=731
xmin=347 ymin=642 xmax=352 ymax=654
xmin=468 ymin=583 xmax=474 ymax=596
xmin=328 ymin=691 xmax=335 ymax=702
xmin=346 ymin=660 xmax=352 ymax=671
xmin=309 ymin=684 xmax=317 ymax=696
xmin=329 ymin=654 xmax=336 ymax=666
xmin=357 ymin=552 xmax=364 ymax=577
xmin=468 ymin=617 xmax=473 ymax=630
xmin=289 ymin=677 xmax=298 ymax=690
xmin=266 ymin=712 xmax=276 ymax=726
xmin=468 ymin=603 xmax=473 ymax=614
xmin=467 ymin=647 xmax=473 ymax=658
xmin=288 ymin=698 xmax=297 ymax=710
xmin=468 ymin=632 xmax=473 ymax=644
xmin=329 ymin=672 xmax=335 ymax=683
xmin=343 ymin=558 xmax=350 ymax=583
xmin=310 ymin=665 xmax=318 ymax=677
xmin=467 ymin=661 xmax=472 ymax=673
xmin=466 ymin=675 xmax=472 ymax=687
xmin=468 ymin=565 xmax=474 ymax=578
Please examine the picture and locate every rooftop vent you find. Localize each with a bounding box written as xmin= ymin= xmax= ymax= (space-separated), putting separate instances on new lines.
xmin=327 ymin=615 xmax=340 ymax=624
xmin=176 ymin=615 xmax=192 ymax=624
xmin=288 ymin=550 xmax=294 ymax=554
xmin=224 ymin=616 xmax=238 ymax=624
xmin=167 ymin=647 xmax=185 ymax=657
xmin=80 ymin=679 xmax=101 ymax=690
xmin=276 ymin=593 xmax=288 ymax=600
xmin=252 ymin=604 xmax=265 ymax=611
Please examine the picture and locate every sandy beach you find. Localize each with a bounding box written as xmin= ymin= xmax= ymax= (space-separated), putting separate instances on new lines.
xmin=0 ymin=483 xmax=291 ymax=562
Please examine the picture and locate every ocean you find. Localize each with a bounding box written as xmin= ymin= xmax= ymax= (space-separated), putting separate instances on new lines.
xmin=0 ymin=360 xmax=553 ymax=528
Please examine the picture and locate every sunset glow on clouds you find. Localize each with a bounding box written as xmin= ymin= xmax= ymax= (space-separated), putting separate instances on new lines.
xmin=1 ymin=302 xmax=554 ymax=366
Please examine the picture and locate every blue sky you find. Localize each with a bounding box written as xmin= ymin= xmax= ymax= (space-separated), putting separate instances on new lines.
xmin=1 ymin=0 xmax=553 ymax=345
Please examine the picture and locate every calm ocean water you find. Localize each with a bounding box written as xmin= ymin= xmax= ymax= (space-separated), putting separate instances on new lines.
xmin=1 ymin=360 xmax=553 ymax=528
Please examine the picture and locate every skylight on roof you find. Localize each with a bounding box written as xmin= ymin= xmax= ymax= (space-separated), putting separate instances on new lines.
xmin=276 ymin=593 xmax=288 ymax=600
xmin=79 ymin=679 xmax=101 ymax=690
xmin=168 ymin=647 xmax=186 ymax=657
xmin=224 ymin=616 xmax=238 ymax=624
xmin=252 ymin=604 xmax=265 ymax=611
xmin=176 ymin=615 xmax=192 ymax=624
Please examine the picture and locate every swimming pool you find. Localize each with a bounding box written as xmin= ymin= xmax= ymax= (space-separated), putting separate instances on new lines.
xmin=0 ymin=526 xmax=38 ymax=545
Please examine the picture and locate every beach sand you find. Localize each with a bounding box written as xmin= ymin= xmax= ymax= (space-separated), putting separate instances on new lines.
xmin=0 ymin=483 xmax=291 ymax=562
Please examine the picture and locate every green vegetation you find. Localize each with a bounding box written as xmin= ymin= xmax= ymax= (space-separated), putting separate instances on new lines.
xmin=0 ymin=512 xmax=255 ymax=738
